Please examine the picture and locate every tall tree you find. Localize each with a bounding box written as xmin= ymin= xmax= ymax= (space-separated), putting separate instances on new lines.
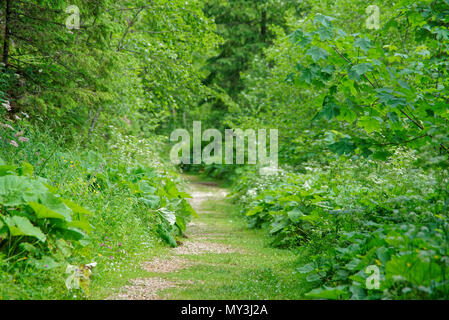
xmin=198 ymin=0 xmax=306 ymax=127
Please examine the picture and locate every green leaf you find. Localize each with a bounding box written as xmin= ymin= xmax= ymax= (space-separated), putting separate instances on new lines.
xmin=19 ymin=162 xmax=34 ymax=177
xmin=300 ymin=68 xmax=315 ymax=84
xmin=354 ymin=37 xmax=373 ymax=53
xmin=246 ymin=205 xmax=263 ymax=216
xmin=289 ymin=29 xmax=312 ymax=47
xmin=376 ymin=247 xmax=390 ymax=265
xmin=328 ymin=138 xmax=355 ymax=156
xmin=358 ymin=116 xmax=383 ymax=133
xmin=322 ymin=102 xmax=340 ymax=120
xmin=20 ymin=242 xmax=38 ymax=253
xmin=270 ymin=216 xmax=289 ymax=234
xmin=0 ymin=165 xmax=16 ymax=177
xmin=0 ymin=176 xmax=42 ymax=206
xmin=387 ymin=112 xmax=400 ymax=124
xmin=5 ymin=216 xmax=46 ymax=242
xmin=55 ymin=239 xmax=72 ymax=257
xmin=317 ymin=26 xmax=333 ymax=41
xmin=314 ymin=14 xmax=335 ymax=28
xmin=306 ymin=273 xmax=322 ymax=282
xmin=175 ymin=216 xmax=187 ymax=232
xmin=345 ymin=258 xmax=362 ymax=271
xmin=376 ymin=88 xmax=407 ymax=108
xmin=38 ymin=193 xmax=73 ymax=221
xmin=138 ymin=181 xmax=157 ymax=195
xmin=28 ymin=202 xmax=69 ymax=221
xmin=306 ymin=46 xmax=329 ymax=62
xmin=338 ymin=107 xmax=357 ymax=123
xmin=298 ymin=263 xmax=314 ymax=274
xmin=28 ymin=256 xmax=58 ymax=270
xmin=157 ymin=223 xmax=177 ymax=247
xmin=159 ymin=208 xmax=176 ymax=226
xmin=432 ymin=27 xmax=449 ymax=40
xmin=386 ymin=254 xmax=442 ymax=286
xmin=349 ymin=63 xmax=373 ymax=81
xmin=139 ymin=195 xmax=161 ymax=209
xmin=287 ymin=208 xmax=303 ymax=222
xmin=63 ymin=199 xmax=92 ymax=216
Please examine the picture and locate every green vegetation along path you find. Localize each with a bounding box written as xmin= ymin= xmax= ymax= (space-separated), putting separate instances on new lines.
xmin=111 ymin=175 xmax=305 ymax=300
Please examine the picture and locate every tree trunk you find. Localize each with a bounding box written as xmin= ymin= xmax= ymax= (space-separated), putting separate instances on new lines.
xmin=88 ymin=106 xmax=102 ymax=139
xmin=261 ymin=10 xmax=267 ymax=43
xmin=2 ymin=0 xmax=11 ymax=68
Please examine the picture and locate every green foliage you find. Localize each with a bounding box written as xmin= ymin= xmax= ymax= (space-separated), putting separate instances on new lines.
xmin=1 ymin=0 xmax=449 ymax=301
xmin=285 ymin=1 xmax=449 ymax=158
xmin=0 ymin=160 xmax=92 ymax=269
xmin=232 ymin=150 xmax=449 ymax=299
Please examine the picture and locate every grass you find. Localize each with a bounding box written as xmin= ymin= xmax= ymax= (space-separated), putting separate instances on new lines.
xmin=138 ymin=178 xmax=308 ymax=300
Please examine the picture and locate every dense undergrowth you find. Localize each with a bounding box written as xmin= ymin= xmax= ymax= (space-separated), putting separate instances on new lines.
xmin=230 ymin=150 xmax=449 ymax=299
xmin=0 ymin=119 xmax=195 ymax=299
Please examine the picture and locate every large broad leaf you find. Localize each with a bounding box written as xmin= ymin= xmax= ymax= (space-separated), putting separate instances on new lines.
xmin=314 ymin=14 xmax=335 ymax=28
xmin=164 ymin=180 xmax=181 ymax=199
xmin=386 ymin=254 xmax=442 ymax=286
xmin=289 ymin=29 xmax=312 ymax=47
xmin=298 ymin=263 xmax=315 ymax=274
xmin=28 ymin=202 xmax=69 ymax=221
xmin=270 ymin=216 xmax=290 ymax=234
xmin=158 ymin=208 xmax=176 ymax=226
xmin=138 ymin=181 xmax=157 ymax=195
xmin=18 ymin=162 xmax=34 ymax=177
xmin=157 ymin=223 xmax=177 ymax=247
xmin=31 ymin=193 xmax=73 ymax=222
xmin=376 ymin=88 xmax=407 ymax=109
xmin=288 ymin=208 xmax=303 ymax=222
xmin=0 ymin=176 xmax=42 ymax=206
xmin=354 ymin=37 xmax=373 ymax=53
xmin=0 ymin=165 xmax=16 ymax=177
xmin=176 ymin=216 xmax=187 ymax=232
xmin=4 ymin=216 xmax=46 ymax=242
xmin=328 ymin=138 xmax=356 ymax=156
xmin=180 ymin=198 xmax=197 ymax=218
xmin=246 ymin=205 xmax=263 ymax=216
xmin=306 ymin=46 xmax=329 ymax=62
xmin=28 ymin=255 xmax=58 ymax=270
xmin=321 ymin=102 xmax=340 ymax=120
xmin=317 ymin=25 xmax=333 ymax=41
xmin=63 ymin=199 xmax=93 ymax=216
xmin=345 ymin=258 xmax=362 ymax=271
xmin=349 ymin=63 xmax=373 ymax=81
xmin=67 ymin=220 xmax=93 ymax=233
xmin=139 ymin=195 xmax=161 ymax=209
xmin=358 ymin=116 xmax=383 ymax=133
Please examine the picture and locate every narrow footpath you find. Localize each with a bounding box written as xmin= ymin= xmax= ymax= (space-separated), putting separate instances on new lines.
xmin=111 ymin=175 xmax=305 ymax=300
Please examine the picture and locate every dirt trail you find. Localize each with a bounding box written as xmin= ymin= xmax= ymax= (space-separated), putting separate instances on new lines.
xmin=109 ymin=175 xmax=239 ymax=300
xmin=109 ymin=175 xmax=301 ymax=300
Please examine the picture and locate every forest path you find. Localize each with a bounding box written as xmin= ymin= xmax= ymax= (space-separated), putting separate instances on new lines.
xmin=111 ymin=175 xmax=304 ymax=300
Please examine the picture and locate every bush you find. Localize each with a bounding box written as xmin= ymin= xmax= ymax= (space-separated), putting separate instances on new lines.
xmin=231 ymin=150 xmax=449 ymax=299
